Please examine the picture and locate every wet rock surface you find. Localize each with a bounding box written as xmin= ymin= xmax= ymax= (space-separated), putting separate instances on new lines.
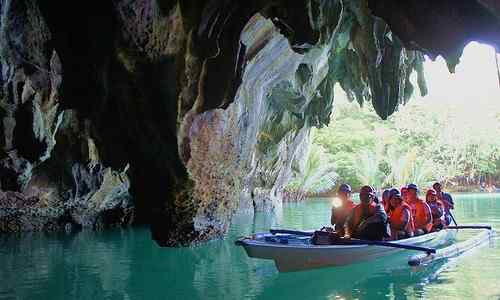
xmin=0 ymin=0 xmax=499 ymax=246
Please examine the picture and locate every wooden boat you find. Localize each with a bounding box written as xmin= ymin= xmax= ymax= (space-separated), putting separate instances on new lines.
xmin=236 ymin=229 xmax=456 ymax=272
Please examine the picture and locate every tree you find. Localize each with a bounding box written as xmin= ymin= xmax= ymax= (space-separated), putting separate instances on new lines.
xmin=286 ymin=143 xmax=338 ymax=195
xmin=305 ymin=95 xmax=500 ymax=193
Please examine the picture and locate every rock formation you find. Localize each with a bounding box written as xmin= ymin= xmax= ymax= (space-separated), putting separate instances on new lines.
xmin=0 ymin=0 xmax=499 ymax=246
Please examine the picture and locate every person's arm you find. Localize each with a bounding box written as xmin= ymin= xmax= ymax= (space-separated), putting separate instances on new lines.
xmin=447 ymin=193 xmax=454 ymax=209
xmin=365 ymin=204 xmax=388 ymax=224
xmin=436 ymin=202 xmax=444 ymax=218
xmin=401 ymin=208 xmax=410 ymax=230
xmin=344 ymin=210 xmax=354 ymax=238
xmin=377 ymin=204 xmax=388 ymax=223
xmin=424 ymin=203 xmax=432 ymax=225
xmin=442 ymin=193 xmax=454 ymax=209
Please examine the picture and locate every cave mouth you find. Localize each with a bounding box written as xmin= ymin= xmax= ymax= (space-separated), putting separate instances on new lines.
xmin=0 ymin=0 xmax=499 ymax=247
xmin=299 ymin=41 xmax=500 ymax=198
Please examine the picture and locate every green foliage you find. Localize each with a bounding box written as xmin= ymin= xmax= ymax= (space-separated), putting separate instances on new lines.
xmin=384 ymin=149 xmax=434 ymax=188
xmin=286 ymin=143 xmax=337 ymax=194
xmin=310 ymin=96 xmax=500 ymax=191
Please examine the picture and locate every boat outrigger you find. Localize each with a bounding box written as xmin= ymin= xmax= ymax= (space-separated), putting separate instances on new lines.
xmin=235 ymin=225 xmax=494 ymax=272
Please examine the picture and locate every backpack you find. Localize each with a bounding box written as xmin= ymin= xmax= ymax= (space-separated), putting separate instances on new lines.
xmin=311 ymin=228 xmax=340 ymax=245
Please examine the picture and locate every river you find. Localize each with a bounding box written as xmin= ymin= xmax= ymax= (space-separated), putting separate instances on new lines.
xmin=1 ymin=193 xmax=499 ymax=300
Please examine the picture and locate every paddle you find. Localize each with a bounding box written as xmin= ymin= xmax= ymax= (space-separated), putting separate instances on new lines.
xmin=447 ymin=225 xmax=492 ymax=230
xmin=449 ymin=211 xmax=458 ymax=226
xmin=270 ymin=229 xmax=313 ymax=236
xmin=338 ymin=239 xmax=436 ymax=254
xmin=270 ymin=229 xmax=436 ymax=254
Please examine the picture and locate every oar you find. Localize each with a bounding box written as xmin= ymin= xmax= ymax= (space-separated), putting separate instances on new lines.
xmin=338 ymin=239 xmax=436 ymax=254
xmin=447 ymin=225 xmax=492 ymax=230
xmin=449 ymin=211 xmax=458 ymax=226
xmin=270 ymin=229 xmax=313 ymax=236
xmin=270 ymin=229 xmax=435 ymax=254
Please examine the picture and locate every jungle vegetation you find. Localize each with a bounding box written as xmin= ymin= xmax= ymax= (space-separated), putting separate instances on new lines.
xmin=287 ymin=91 xmax=500 ymax=195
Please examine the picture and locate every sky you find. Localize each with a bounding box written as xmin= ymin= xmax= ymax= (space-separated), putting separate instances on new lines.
xmin=408 ymin=42 xmax=500 ymax=137
xmin=335 ymin=41 xmax=500 ymax=106
xmin=413 ymin=42 xmax=500 ymax=112
xmin=334 ymin=42 xmax=500 ymax=127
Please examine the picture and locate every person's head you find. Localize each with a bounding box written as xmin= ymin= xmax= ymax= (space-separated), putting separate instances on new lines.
xmin=426 ymin=189 xmax=437 ymax=202
xmin=432 ymin=182 xmax=442 ymax=193
xmin=389 ymin=188 xmax=403 ymax=207
xmin=338 ymin=183 xmax=352 ymax=201
xmin=382 ymin=189 xmax=391 ymax=203
xmin=400 ymin=187 xmax=408 ymax=201
xmin=359 ymin=185 xmax=375 ymax=206
xmin=406 ymin=183 xmax=419 ymax=200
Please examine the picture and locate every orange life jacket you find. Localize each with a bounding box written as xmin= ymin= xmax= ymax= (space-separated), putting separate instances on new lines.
xmin=389 ymin=202 xmax=414 ymax=233
xmin=411 ymin=199 xmax=433 ymax=232
xmin=351 ymin=202 xmax=377 ymax=231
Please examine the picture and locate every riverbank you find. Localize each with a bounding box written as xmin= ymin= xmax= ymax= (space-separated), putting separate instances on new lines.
xmin=307 ymin=186 xmax=500 ymax=199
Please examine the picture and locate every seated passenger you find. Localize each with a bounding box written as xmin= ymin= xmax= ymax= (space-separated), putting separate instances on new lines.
xmin=387 ymin=189 xmax=414 ymax=240
xmin=407 ymin=184 xmax=433 ymax=235
xmin=381 ymin=189 xmax=391 ymax=212
xmin=345 ymin=185 xmax=389 ymax=241
xmin=426 ymin=189 xmax=446 ymax=231
xmin=330 ymin=183 xmax=356 ymax=236
xmin=432 ymin=182 xmax=455 ymax=225
xmin=401 ymin=186 xmax=409 ymax=203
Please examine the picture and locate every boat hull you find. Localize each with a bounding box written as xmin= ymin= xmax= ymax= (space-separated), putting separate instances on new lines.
xmin=238 ymin=230 xmax=454 ymax=272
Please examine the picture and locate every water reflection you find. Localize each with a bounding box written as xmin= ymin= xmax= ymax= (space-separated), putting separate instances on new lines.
xmin=0 ymin=194 xmax=498 ymax=300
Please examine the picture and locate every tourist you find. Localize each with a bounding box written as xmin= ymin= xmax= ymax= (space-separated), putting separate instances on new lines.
xmin=401 ymin=186 xmax=409 ymax=203
xmin=426 ymin=189 xmax=446 ymax=231
xmin=330 ymin=183 xmax=356 ymax=236
xmin=387 ymin=188 xmax=414 ymax=240
xmin=432 ymin=182 xmax=455 ymax=225
xmin=407 ymin=184 xmax=433 ymax=235
xmin=344 ymin=185 xmax=390 ymax=241
xmin=381 ymin=189 xmax=391 ymax=212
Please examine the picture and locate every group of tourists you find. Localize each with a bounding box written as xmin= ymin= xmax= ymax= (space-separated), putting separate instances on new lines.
xmin=330 ymin=182 xmax=454 ymax=241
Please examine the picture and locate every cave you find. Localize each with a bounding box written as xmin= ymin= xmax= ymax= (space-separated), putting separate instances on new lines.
xmin=1 ymin=0 xmax=499 ymax=246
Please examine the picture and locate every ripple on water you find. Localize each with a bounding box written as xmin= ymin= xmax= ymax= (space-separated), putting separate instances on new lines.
xmin=0 ymin=194 xmax=499 ymax=299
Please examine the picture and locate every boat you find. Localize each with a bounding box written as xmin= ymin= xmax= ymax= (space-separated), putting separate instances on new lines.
xmin=236 ymin=229 xmax=456 ymax=272
xmin=408 ymin=226 xmax=494 ymax=266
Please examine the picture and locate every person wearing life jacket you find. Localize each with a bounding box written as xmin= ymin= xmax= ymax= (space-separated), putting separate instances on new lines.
xmin=406 ymin=184 xmax=433 ymax=235
xmin=381 ymin=189 xmax=391 ymax=212
xmin=433 ymin=182 xmax=455 ymax=225
xmin=344 ymin=185 xmax=389 ymax=241
xmin=400 ymin=186 xmax=409 ymax=203
xmin=387 ymin=189 xmax=414 ymax=240
xmin=426 ymin=189 xmax=446 ymax=231
xmin=330 ymin=183 xmax=356 ymax=236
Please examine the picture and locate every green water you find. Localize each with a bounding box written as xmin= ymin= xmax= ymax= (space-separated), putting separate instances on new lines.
xmin=1 ymin=194 xmax=499 ymax=300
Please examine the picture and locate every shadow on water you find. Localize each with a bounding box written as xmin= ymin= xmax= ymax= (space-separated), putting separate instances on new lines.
xmin=252 ymin=252 xmax=453 ymax=300
xmin=0 ymin=194 xmax=499 ymax=300
xmin=0 ymin=223 xmax=276 ymax=300
xmin=0 ymin=227 xmax=456 ymax=300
